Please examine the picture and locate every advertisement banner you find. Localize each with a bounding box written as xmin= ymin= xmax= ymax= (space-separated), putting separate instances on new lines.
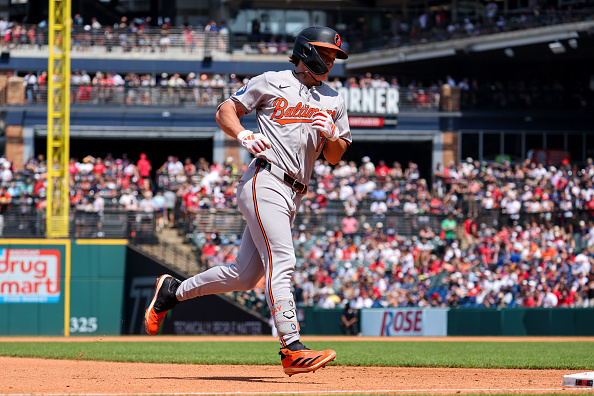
xmin=0 ymin=249 xmax=61 ymax=303
xmin=337 ymin=87 xmax=400 ymax=114
xmin=349 ymin=117 xmax=385 ymax=128
xmin=361 ymin=308 xmax=448 ymax=337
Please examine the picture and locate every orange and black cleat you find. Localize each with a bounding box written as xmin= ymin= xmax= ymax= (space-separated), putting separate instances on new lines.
xmin=279 ymin=345 xmax=336 ymax=376
xmin=144 ymin=274 xmax=181 ymax=335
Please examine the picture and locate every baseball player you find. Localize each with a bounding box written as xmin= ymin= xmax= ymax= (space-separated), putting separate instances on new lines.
xmin=144 ymin=26 xmax=351 ymax=376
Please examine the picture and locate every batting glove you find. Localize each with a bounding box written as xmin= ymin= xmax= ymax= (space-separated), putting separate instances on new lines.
xmin=312 ymin=111 xmax=339 ymax=141
xmin=237 ymin=130 xmax=271 ymax=155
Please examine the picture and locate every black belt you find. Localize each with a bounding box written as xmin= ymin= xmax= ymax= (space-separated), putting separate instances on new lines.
xmin=255 ymin=158 xmax=307 ymax=194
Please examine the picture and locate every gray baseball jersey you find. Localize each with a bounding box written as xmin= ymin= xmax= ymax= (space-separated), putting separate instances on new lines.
xmin=177 ymin=69 xmax=350 ymax=347
xmin=230 ymin=69 xmax=351 ymax=184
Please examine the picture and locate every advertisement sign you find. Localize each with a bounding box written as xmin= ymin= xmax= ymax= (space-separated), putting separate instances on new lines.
xmin=349 ymin=117 xmax=385 ymax=128
xmin=0 ymin=249 xmax=61 ymax=303
xmin=338 ymin=87 xmax=400 ymax=114
xmin=361 ymin=308 xmax=448 ymax=337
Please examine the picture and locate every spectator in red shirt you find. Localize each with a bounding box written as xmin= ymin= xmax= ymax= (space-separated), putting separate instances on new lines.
xmin=136 ymin=153 xmax=152 ymax=190
xmin=137 ymin=153 xmax=152 ymax=179
xmin=184 ymin=157 xmax=197 ymax=176
xmin=33 ymin=177 xmax=45 ymax=196
xmin=375 ymin=160 xmax=389 ymax=178
xmin=68 ymin=158 xmax=79 ymax=176
xmin=201 ymin=235 xmax=218 ymax=267
xmin=557 ymin=287 xmax=575 ymax=307
xmin=93 ymin=157 xmax=106 ymax=176
xmin=478 ymin=242 xmax=494 ymax=264
xmin=77 ymin=85 xmax=92 ymax=102
xmin=523 ymin=291 xmax=536 ymax=307
xmin=369 ymin=259 xmax=386 ymax=274
xmin=463 ymin=218 xmax=478 ymax=244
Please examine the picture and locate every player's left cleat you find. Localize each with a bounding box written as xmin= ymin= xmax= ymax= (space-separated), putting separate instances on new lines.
xmin=279 ymin=345 xmax=336 ymax=376
xmin=144 ymin=274 xmax=181 ymax=335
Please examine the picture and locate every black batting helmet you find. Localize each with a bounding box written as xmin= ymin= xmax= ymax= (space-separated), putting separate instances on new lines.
xmin=292 ymin=26 xmax=348 ymax=75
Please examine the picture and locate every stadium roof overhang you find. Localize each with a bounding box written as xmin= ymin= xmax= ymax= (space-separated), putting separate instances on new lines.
xmin=33 ymin=125 xmax=219 ymax=139
xmin=351 ymin=129 xmax=438 ymax=141
xmin=345 ymin=20 xmax=594 ymax=77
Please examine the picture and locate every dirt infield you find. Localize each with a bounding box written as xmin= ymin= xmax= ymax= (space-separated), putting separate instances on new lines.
xmin=1 ymin=336 xmax=593 ymax=395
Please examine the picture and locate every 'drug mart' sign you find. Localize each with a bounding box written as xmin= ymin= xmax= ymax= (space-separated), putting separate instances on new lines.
xmin=361 ymin=307 xmax=448 ymax=337
xmin=0 ymin=249 xmax=61 ymax=303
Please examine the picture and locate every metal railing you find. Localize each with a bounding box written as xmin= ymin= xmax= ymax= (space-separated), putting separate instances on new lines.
xmin=16 ymin=79 xmax=594 ymax=111
xmin=0 ymin=203 xmax=157 ymax=241
xmin=183 ymin=207 xmax=593 ymax=238
xmin=24 ymin=84 xmax=232 ymax=107
xmin=9 ymin=26 xmax=231 ymax=54
xmin=21 ymin=85 xmax=441 ymax=111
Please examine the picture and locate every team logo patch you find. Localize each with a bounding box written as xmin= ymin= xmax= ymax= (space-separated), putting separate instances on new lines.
xmin=334 ymin=34 xmax=341 ymax=47
xmin=235 ymin=84 xmax=247 ymax=96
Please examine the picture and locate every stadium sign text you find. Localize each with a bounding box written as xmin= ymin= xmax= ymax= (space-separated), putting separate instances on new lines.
xmin=337 ymin=87 xmax=400 ymax=114
xmin=0 ymin=249 xmax=61 ymax=303
xmin=361 ymin=308 xmax=448 ymax=337
xmin=348 ymin=117 xmax=385 ymax=127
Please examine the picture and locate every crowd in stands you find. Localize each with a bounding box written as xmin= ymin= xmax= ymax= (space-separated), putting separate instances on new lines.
xmin=0 ymin=152 xmax=242 ymax=237
xmin=349 ymin=0 xmax=593 ymax=52
xmin=22 ymin=69 xmax=244 ymax=107
xmin=9 ymin=4 xmax=587 ymax=110
xmin=19 ymin=66 xmax=591 ymax=111
xmin=0 ymin=15 xmax=229 ymax=54
xmin=22 ymin=68 xmax=442 ymax=110
xmin=2 ymin=148 xmax=594 ymax=313
xmin=183 ymin=155 xmax=594 ymax=315
xmin=1 ymin=1 xmax=592 ymax=55
xmin=302 ymin=157 xmax=594 ymax=312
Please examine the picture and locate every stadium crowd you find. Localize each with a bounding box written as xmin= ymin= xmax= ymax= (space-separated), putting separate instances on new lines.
xmin=22 ymin=69 xmax=415 ymax=107
xmin=6 ymin=2 xmax=594 ymax=111
xmin=190 ymin=156 xmax=594 ymax=315
xmin=1 ymin=1 xmax=592 ymax=55
xmin=1 ymin=149 xmax=594 ymax=313
xmin=18 ymin=67 xmax=591 ymax=112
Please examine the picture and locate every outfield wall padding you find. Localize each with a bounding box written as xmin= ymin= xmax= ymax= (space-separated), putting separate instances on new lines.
xmin=70 ymin=242 xmax=127 ymax=335
xmin=0 ymin=241 xmax=270 ymax=336
xmin=298 ymin=307 xmax=344 ymax=335
xmin=447 ymin=307 xmax=594 ymax=336
xmin=299 ymin=306 xmax=594 ymax=336
xmin=0 ymin=240 xmax=127 ymax=336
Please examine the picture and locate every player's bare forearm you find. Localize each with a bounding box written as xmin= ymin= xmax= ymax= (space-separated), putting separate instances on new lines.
xmin=323 ymin=138 xmax=347 ymax=165
xmin=216 ymin=100 xmax=246 ymax=139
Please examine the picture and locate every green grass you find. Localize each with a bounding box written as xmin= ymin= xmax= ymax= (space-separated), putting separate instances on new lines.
xmin=1 ymin=341 xmax=594 ymax=369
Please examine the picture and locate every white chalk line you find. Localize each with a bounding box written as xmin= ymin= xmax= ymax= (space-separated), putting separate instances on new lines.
xmin=1 ymin=388 xmax=592 ymax=396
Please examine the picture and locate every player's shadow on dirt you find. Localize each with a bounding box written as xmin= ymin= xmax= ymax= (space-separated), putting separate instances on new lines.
xmin=145 ymin=376 xmax=312 ymax=383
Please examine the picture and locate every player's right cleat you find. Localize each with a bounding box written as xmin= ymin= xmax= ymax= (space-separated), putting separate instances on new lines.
xmin=144 ymin=274 xmax=181 ymax=335
xmin=279 ymin=345 xmax=336 ymax=376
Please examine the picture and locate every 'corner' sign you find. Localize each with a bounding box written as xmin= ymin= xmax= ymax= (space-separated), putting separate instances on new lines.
xmin=0 ymin=249 xmax=61 ymax=303
xmin=338 ymin=87 xmax=400 ymax=114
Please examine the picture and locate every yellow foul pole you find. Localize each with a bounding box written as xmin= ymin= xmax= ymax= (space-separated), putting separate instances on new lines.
xmin=47 ymin=0 xmax=71 ymax=238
